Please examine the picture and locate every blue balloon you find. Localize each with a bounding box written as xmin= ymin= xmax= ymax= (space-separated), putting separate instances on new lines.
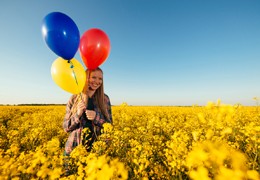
xmin=42 ymin=12 xmax=80 ymax=60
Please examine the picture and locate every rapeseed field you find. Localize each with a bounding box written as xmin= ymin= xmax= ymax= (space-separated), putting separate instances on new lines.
xmin=0 ymin=101 xmax=259 ymax=179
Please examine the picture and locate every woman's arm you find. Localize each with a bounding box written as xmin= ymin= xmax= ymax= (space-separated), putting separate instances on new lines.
xmin=63 ymin=95 xmax=81 ymax=132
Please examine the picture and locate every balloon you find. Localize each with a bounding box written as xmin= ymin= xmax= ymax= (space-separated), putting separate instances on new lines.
xmin=79 ymin=28 xmax=111 ymax=69
xmin=42 ymin=12 xmax=80 ymax=60
xmin=51 ymin=57 xmax=86 ymax=94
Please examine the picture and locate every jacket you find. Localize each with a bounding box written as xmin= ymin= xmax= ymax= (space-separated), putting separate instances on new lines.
xmin=63 ymin=94 xmax=112 ymax=154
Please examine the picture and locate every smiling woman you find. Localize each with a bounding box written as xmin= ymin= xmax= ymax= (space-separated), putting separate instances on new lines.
xmin=63 ymin=67 xmax=112 ymax=152
xmin=62 ymin=67 xmax=113 ymax=175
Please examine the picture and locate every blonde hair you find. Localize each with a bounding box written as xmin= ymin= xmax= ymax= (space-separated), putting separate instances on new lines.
xmin=71 ymin=68 xmax=110 ymax=121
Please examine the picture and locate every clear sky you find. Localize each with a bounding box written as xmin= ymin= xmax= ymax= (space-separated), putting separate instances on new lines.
xmin=0 ymin=0 xmax=259 ymax=106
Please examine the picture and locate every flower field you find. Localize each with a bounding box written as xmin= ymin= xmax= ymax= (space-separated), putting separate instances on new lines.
xmin=0 ymin=102 xmax=259 ymax=180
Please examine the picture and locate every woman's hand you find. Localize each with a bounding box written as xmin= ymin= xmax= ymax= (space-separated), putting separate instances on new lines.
xmin=77 ymin=101 xmax=86 ymax=117
xmin=85 ymin=110 xmax=96 ymax=120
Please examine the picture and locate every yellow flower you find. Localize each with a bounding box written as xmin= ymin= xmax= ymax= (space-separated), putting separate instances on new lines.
xmin=247 ymin=170 xmax=260 ymax=180
xmin=190 ymin=167 xmax=211 ymax=180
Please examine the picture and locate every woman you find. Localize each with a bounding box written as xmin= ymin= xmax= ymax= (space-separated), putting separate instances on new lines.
xmin=63 ymin=67 xmax=112 ymax=155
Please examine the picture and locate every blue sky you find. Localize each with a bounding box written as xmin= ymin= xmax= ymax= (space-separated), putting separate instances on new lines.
xmin=0 ymin=0 xmax=259 ymax=106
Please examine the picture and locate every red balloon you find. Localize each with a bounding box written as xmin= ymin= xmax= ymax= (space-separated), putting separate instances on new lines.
xmin=79 ymin=28 xmax=111 ymax=69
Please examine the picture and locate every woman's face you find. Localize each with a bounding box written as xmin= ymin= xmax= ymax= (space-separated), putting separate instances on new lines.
xmin=88 ymin=70 xmax=103 ymax=91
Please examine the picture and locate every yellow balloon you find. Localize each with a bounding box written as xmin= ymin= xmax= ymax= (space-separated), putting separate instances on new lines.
xmin=51 ymin=57 xmax=86 ymax=94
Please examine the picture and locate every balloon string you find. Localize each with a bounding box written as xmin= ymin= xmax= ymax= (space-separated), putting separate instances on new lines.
xmin=69 ymin=61 xmax=83 ymax=101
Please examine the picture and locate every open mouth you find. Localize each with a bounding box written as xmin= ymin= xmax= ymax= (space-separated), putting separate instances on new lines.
xmin=91 ymin=83 xmax=99 ymax=88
